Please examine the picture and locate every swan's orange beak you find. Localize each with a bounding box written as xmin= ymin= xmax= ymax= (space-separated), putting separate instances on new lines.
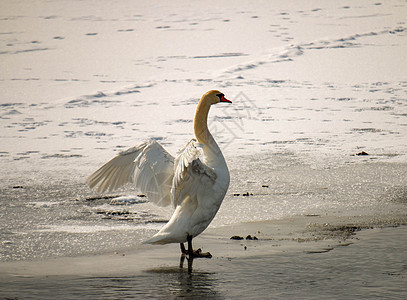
xmin=220 ymin=95 xmax=232 ymax=103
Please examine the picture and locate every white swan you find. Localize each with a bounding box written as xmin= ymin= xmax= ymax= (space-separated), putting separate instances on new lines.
xmin=87 ymin=90 xmax=231 ymax=258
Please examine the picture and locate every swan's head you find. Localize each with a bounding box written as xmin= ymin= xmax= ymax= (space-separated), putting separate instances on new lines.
xmin=203 ymin=90 xmax=232 ymax=105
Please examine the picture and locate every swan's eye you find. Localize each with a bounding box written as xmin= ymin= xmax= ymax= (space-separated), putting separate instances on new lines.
xmin=216 ymin=93 xmax=224 ymax=100
xmin=216 ymin=93 xmax=232 ymax=103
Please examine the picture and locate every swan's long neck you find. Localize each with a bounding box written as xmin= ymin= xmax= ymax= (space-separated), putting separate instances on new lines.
xmin=194 ymin=94 xmax=229 ymax=182
xmin=194 ymin=97 xmax=213 ymax=145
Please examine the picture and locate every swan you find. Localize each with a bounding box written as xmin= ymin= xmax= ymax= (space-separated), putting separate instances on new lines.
xmin=87 ymin=90 xmax=231 ymax=258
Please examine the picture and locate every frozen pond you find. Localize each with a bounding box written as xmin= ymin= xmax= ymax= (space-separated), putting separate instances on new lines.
xmin=1 ymin=0 xmax=407 ymax=298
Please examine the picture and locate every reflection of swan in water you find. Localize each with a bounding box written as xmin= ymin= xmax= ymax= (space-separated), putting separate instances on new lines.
xmin=145 ymin=256 xmax=219 ymax=297
xmin=84 ymin=259 xmax=220 ymax=298
xmin=87 ymin=90 xmax=231 ymax=258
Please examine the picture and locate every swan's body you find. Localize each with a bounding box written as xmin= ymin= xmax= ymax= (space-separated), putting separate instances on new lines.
xmin=87 ymin=90 xmax=231 ymax=256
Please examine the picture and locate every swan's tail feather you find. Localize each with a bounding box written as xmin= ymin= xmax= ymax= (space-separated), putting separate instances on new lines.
xmin=143 ymin=234 xmax=177 ymax=245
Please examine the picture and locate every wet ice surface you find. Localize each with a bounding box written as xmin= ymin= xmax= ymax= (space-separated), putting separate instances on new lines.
xmin=1 ymin=0 xmax=407 ymax=297
xmin=1 ymin=154 xmax=406 ymax=262
xmin=0 ymin=174 xmax=170 ymax=261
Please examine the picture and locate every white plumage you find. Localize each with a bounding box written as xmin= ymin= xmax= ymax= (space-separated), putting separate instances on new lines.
xmin=88 ymin=140 xmax=174 ymax=207
xmin=87 ymin=90 xmax=231 ymax=255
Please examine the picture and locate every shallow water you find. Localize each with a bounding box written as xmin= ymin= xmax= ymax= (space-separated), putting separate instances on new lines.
xmin=1 ymin=226 xmax=406 ymax=299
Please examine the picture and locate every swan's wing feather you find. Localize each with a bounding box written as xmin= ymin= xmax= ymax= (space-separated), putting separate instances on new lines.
xmin=87 ymin=139 xmax=174 ymax=207
xmin=171 ymin=139 xmax=217 ymax=208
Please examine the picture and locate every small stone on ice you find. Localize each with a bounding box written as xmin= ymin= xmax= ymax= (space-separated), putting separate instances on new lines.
xmin=356 ymin=151 xmax=369 ymax=156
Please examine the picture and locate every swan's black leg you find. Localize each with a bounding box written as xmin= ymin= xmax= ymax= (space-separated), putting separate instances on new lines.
xmin=187 ymin=235 xmax=194 ymax=256
xmin=180 ymin=243 xmax=187 ymax=254
xmin=179 ymin=252 xmax=193 ymax=273
xmin=179 ymin=252 xmax=186 ymax=268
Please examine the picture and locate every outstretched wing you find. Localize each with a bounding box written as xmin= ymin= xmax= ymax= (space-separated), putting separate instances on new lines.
xmin=171 ymin=139 xmax=217 ymax=208
xmin=87 ymin=139 xmax=174 ymax=207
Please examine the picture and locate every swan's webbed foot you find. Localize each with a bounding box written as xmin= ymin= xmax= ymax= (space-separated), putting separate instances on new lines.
xmin=179 ymin=236 xmax=212 ymax=259
xmin=190 ymin=248 xmax=212 ymax=258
